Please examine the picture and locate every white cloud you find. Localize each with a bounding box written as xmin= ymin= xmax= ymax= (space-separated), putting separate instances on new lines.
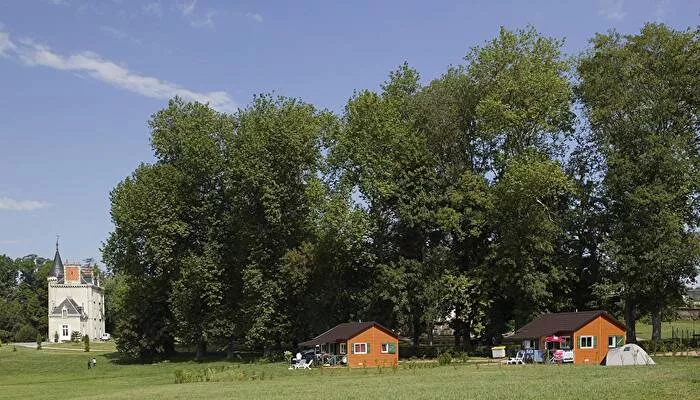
xmin=0 ymin=197 xmax=50 ymax=211
xmin=190 ymin=10 xmax=216 ymax=29
xmin=598 ymin=0 xmax=626 ymax=21
xmin=178 ymin=0 xmax=197 ymax=16
xmin=245 ymin=12 xmax=263 ymax=23
xmin=142 ymin=2 xmax=163 ymax=17
xmin=100 ymin=26 xmax=142 ymax=45
xmin=0 ymin=30 xmax=236 ymax=112
xmin=178 ymin=1 xmax=216 ymax=29
xmin=48 ymin=0 xmax=69 ymax=5
xmin=0 ymin=31 xmax=16 ymax=57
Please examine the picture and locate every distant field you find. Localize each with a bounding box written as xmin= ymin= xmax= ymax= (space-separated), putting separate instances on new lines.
xmin=635 ymin=320 xmax=700 ymax=341
xmin=1 ymin=344 xmax=699 ymax=400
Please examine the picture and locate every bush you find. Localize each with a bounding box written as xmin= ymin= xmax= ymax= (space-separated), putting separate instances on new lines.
xmin=0 ymin=329 xmax=11 ymax=342
xmin=71 ymin=331 xmax=83 ymax=343
xmin=438 ymin=351 xmax=452 ymax=365
xmin=174 ymin=366 xmax=268 ymax=384
xmin=36 ymin=333 xmax=42 ymax=350
xmin=83 ymin=335 xmax=90 ymax=352
xmin=54 ymin=331 xmax=59 ymax=343
xmin=14 ymin=324 xmax=39 ymax=342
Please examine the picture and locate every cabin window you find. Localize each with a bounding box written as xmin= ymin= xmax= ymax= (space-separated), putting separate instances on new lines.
xmin=62 ymin=325 xmax=69 ymax=337
xmin=381 ymin=343 xmax=397 ymax=354
xmin=561 ymin=336 xmax=572 ymax=349
xmin=353 ymin=342 xmax=368 ymax=354
xmin=578 ymin=335 xmax=595 ymax=349
xmin=339 ymin=343 xmax=346 ymax=354
xmin=608 ymin=335 xmax=624 ymax=348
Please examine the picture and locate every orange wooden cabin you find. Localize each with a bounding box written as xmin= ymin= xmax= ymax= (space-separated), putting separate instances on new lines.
xmin=300 ymin=321 xmax=399 ymax=368
xmin=510 ymin=310 xmax=626 ymax=365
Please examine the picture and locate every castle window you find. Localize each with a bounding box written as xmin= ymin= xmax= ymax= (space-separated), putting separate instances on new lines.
xmin=62 ymin=325 xmax=69 ymax=337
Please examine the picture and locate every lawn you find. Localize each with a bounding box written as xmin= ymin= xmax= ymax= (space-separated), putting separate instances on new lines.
xmin=41 ymin=341 xmax=119 ymax=352
xmin=0 ymin=345 xmax=698 ymax=400
xmin=635 ymin=320 xmax=700 ymax=341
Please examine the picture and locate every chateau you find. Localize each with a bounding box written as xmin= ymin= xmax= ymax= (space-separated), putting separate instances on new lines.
xmin=47 ymin=242 xmax=105 ymax=342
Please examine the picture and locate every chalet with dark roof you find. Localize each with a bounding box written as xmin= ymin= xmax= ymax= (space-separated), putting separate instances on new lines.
xmin=300 ymin=321 xmax=398 ymax=368
xmin=510 ymin=310 xmax=626 ymax=365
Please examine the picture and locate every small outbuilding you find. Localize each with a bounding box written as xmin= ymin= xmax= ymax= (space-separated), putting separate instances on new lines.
xmin=510 ymin=310 xmax=626 ymax=365
xmin=300 ymin=321 xmax=399 ymax=368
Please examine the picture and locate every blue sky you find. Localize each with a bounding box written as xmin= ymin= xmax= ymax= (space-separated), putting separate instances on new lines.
xmin=0 ymin=0 xmax=697 ymax=264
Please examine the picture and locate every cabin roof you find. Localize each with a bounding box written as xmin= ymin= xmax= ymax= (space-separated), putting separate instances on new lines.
xmin=300 ymin=321 xmax=397 ymax=347
xmin=509 ymin=310 xmax=626 ymax=340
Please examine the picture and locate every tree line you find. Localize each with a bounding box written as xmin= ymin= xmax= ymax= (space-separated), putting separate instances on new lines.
xmin=0 ymin=255 xmax=50 ymax=343
xmin=101 ymin=23 xmax=699 ymax=359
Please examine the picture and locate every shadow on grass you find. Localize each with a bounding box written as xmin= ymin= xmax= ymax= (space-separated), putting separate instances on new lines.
xmin=105 ymin=350 xmax=268 ymax=366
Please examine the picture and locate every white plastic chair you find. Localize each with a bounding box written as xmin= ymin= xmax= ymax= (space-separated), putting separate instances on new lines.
xmin=294 ymin=358 xmax=313 ymax=369
xmin=507 ymin=350 xmax=525 ymax=365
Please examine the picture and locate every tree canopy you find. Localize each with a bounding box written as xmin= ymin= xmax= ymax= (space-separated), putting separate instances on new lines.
xmin=95 ymin=23 xmax=700 ymax=358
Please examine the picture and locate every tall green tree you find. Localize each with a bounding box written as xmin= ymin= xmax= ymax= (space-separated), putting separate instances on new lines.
xmin=577 ymin=23 xmax=700 ymax=343
xmin=459 ymin=26 xmax=575 ymax=336
xmin=331 ymin=63 xmax=450 ymax=349
xmin=487 ymin=156 xmax=574 ymax=333
xmin=227 ymin=95 xmax=334 ymax=351
xmin=104 ymin=97 xmax=236 ymax=358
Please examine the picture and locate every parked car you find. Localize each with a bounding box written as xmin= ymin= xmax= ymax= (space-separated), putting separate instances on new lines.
xmin=100 ymin=333 xmax=111 ymax=341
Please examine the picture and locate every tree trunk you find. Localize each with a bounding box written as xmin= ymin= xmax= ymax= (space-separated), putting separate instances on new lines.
xmin=453 ymin=327 xmax=461 ymax=349
xmin=651 ymin=308 xmax=662 ymax=344
xmin=412 ymin=314 xmax=421 ymax=354
xmin=195 ymin=340 xmax=206 ymax=361
xmin=624 ymin=300 xmax=637 ymax=344
xmin=226 ymin=337 xmax=235 ymax=360
xmin=463 ymin=321 xmax=472 ymax=352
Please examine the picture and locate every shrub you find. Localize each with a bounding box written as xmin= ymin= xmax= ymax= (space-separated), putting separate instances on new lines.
xmin=14 ymin=324 xmax=39 ymax=342
xmin=71 ymin=331 xmax=83 ymax=343
xmin=83 ymin=335 xmax=90 ymax=352
xmin=36 ymin=333 xmax=42 ymax=350
xmin=0 ymin=329 xmax=11 ymax=342
xmin=54 ymin=331 xmax=59 ymax=343
xmin=174 ymin=366 xmax=270 ymax=384
xmin=438 ymin=351 xmax=452 ymax=365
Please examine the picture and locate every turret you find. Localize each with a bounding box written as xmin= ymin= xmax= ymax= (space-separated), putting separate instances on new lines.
xmin=48 ymin=237 xmax=64 ymax=283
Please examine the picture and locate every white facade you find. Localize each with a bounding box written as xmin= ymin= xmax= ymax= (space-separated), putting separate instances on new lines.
xmin=47 ymin=245 xmax=106 ymax=342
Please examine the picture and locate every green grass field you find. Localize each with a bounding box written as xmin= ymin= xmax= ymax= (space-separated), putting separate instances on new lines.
xmin=635 ymin=320 xmax=700 ymax=341
xmin=1 ymin=344 xmax=699 ymax=400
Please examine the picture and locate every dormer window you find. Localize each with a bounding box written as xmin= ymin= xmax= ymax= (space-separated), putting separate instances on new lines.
xmin=62 ymin=308 xmax=67 ymax=318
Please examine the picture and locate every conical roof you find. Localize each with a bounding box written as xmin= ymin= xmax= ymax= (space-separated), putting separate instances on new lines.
xmin=49 ymin=240 xmax=64 ymax=279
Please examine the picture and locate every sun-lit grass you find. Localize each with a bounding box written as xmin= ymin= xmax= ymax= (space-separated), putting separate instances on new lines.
xmin=635 ymin=320 xmax=700 ymax=341
xmin=40 ymin=341 xmax=118 ymax=352
xmin=0 ymin=345 xmax=698 ymax=400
